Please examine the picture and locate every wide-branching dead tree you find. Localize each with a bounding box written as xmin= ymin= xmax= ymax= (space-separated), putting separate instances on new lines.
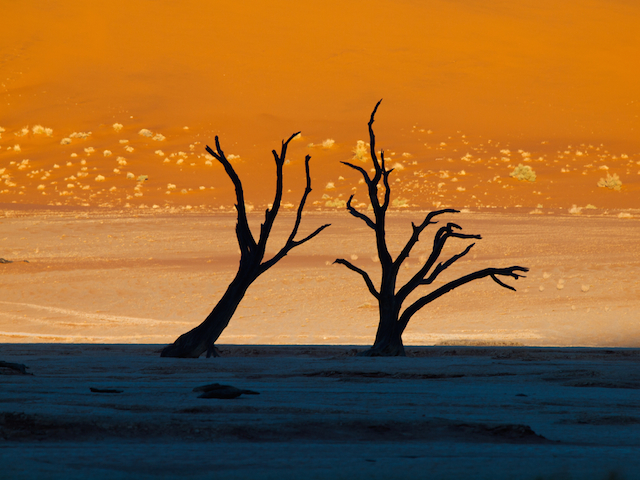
xmin=335 ymin=101 xmax=528 ymax=356
xmin=161 ymin=133 xmax=330 ymax=358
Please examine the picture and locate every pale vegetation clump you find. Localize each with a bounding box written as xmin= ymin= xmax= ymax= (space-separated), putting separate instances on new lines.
xmin=509 ymin=164 xmax=536 ymax=182
xmin=113 ymin=123 xmax=123 ymax=132
xmin=353 ymin=140 xmax=368 ymax=161
xmin=139 ymin=129 xmax=153 ymax=137
xmin=568 ymin=205 xmax=582 ymax=215
xmin=322 ymin=138 xmax=335 ymax=148
xmin=32 ymin=125 xmax=53 ymax=136
xmin=391 ymin=198 xmax=409 ymax=208
xmin=325 ymin=198 xmax=347 ymax=208
xmin=597 ymin=173 xmax=622 ymax=191
xmin=69 ymin=132 xmax=91 ymax=139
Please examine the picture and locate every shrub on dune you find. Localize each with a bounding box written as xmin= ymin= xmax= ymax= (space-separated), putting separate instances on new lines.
xmin=597 ymin=173 xmax=622 ymax=191
xmin=510 ymin=164 xmax=536 ymax=182
xmin=32 ymin=125 xmax=53 ymax=136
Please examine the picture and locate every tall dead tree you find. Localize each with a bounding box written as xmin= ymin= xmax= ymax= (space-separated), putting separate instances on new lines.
xmin=161 ymin=133 xmax=330 ymax=358
xmin=335 ymin=101 xmax=528 ymax=356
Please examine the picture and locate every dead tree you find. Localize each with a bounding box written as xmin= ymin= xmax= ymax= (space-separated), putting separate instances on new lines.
xmin=161 ymin=133 xmax=330 ymax=358
xmin=335 ymin=101 xmax=528 ymax=356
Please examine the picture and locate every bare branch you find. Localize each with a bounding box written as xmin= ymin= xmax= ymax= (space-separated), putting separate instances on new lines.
xmin=380 ymin=150 xmax=393 ymax=211
xmin=287 ymin=154 xmax=313 ymax=243
xmin=341 ymin=161 xmax=371 ymax=185
xmin=346 ymin=195 xmax=376 ymax=230
xmin=368 ymin=99 xmax=383 ymax=171
xmin=258 ymin=154 xmax=331 ymax=274
xmin=394 ymin=209 xmax=458 ymax=268
xmin=421 ymin=242 xmax=475 ymax=285
xmin=395 ymin=223 xmax=481 ymax=305
xmin=368 ymin=100 xmax=384 ymax=187
xmin=205 ymin=141 xmax=256 ymax=253
xmin=490 ymin=274 xmax=516 ymax=291
xmin=334 ymin=259 xmax=380 ymax=299
xmin=258 ymin=132 xmax=300 ymax=250
xmin=259 ymin=224 xmax=330 ymax=274
xmin=398 ymin=266 xmax=529 ymax=333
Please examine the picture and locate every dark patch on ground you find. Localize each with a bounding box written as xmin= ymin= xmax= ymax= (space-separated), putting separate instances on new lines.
xmin=542 ymin=369 xmax=640 ymax=389
xmin=558 ymin=415 xmax=640 ymax=425
xmin=0 ymin=411 xmax=550 ymax=444
xmin=303 ymin=370 xmax=465 ymax=380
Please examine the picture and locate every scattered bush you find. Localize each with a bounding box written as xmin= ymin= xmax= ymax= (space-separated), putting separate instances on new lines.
xmin=509 ymin=164 xmax=536 ymax=182
xmin=597 ymin=173 xmax=622 ymax=191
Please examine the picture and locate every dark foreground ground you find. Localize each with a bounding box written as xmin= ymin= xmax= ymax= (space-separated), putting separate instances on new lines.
xmin=1 ymin=344 xmax=640 ymax=479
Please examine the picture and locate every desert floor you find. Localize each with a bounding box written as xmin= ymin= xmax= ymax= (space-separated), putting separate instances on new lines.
xmin=1 ymin=344 xmax=640 ymax=479
xmin=1 ymin=209 xmax=639 ymax=347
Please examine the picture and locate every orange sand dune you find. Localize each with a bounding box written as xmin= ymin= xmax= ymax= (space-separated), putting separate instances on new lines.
xmin=1 ymin=0 xmax=638 ymax=212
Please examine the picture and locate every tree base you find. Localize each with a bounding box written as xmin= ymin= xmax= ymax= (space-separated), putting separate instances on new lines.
xmin=160 ymin=333 xmax=217 ymax=358
xmin=357 ymin=342 xmax=406 ymax=357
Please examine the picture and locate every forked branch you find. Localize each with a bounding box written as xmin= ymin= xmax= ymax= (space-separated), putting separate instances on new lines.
xmin=259 ymin=154 xmax=330 ymax=273
xmin=394 ymin=209 xmax=458 ymax=268
xmin=396 ymin=222 xmax=481 ymax=304
xmin=422 ymin=242 xmax=476 ymax=285
xmin=205 ymin=139 xmax=256 ymax=253
xmin=398 ymin=266 xmax=529 ymax=332
xmin=259 ymin=132 xmax=301 ymax=248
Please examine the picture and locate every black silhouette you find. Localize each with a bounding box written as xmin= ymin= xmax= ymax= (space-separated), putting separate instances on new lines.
xmin=335 ymin=101 xmax=528 ymax=356
xmin=161 ymin=133 xmax=330 ymax=358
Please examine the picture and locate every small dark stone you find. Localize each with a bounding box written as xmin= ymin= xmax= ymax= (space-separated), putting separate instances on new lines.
xmin=90 ymin=387 xmax=123 ymax=394
xmin=194 ymin=383 xmax=259 ymax=399
xmin=0 ymin=361 xmax=30 ymax=375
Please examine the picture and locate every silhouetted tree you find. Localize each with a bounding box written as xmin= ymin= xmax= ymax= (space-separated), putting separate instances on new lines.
xmin=161 ymin=133 xmax=330 ymax=358
xmin=335 ymin=101 xmax=528 ymax=356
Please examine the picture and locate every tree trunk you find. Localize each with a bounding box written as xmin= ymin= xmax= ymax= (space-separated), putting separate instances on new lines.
xmin=160 ymin=272 xmax=254 ymax=358
xmin=358 ymin=326 xmax=405 ymax=356
xmin=358 ymin=297 xmax=405 ymax=356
